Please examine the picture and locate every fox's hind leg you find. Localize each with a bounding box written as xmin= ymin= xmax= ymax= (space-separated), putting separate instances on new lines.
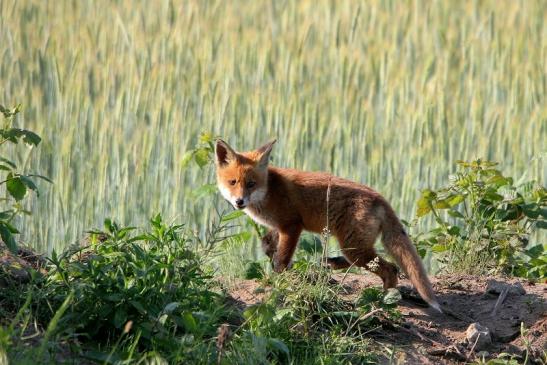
xmin=335 ymin=225 xmax=398 ymax=289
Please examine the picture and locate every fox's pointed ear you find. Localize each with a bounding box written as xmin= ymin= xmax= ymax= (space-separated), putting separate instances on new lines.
xmin=215 ymin=139 xmax=237 ymax=167
xmin=256 ymin=139 xmax=276 ymax=169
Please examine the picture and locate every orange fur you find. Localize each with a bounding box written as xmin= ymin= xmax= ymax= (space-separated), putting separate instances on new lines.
xmin=215 ymin=139 xmax=441 ymax=313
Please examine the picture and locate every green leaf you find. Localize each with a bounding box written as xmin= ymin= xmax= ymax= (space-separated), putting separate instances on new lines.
xmin=522 ymin=204 xmax=540 ymax=219
xmin=0 ymin=157 xmax=16 ymax=169
xmin=6 ymin=174 xmax=27 ymax=201
xmin=162 ymin=302 xmax=180 ymax=314
xmin=29 ymin=174 xmax=52 ymax=183
xmin=198 ymin=132 xmax=213 ymax=144
xmin=221 ymin=210 xmax=245 ymax=222
xmin=525 ymin=245 xmax=545 ymax=259
xmin=485 ymin=191 xmax=504 ymax=201
xmin=299 ymin=234 xmax=322 ymax=254
xmin=447 ymin=209 xmax=465 ymax=219
xmin=194 ymin=148 xmax=210 ymax=167
xmin=416 ymin=197 xmax=432 ymax=217
xmin=181 ymin=312 xmax=198 ymax=333
xmin=383 ymin=288 xmax=402 ymax=305
xmin=180 ymin=150 xmax=194 ymax=169
xmin=267 ymin=338 xmax=289 ymax=356
xmin=487 ymin=175 xmax=511 ymax=187
xmin=431 ymin=244 xmax=448 ymax=253
xmin=447 ymin=226 xmax=461 ymax=236
xmin=21 ymin=130 xmax=41 ymax=146
xmin=434 ymin=200 xmax=450 ymax=209
xmin=0 ymin=222 xmax=17 ymax=253
xmin=113 ymin=308 xmax=127 ymax=329
xmin=129 ymin=300 xmax=147 ymax=314
xmin=447 ymin=194 xmax=465 ymax=207
xmin=20 ymin=176 xmax=39 ymax=196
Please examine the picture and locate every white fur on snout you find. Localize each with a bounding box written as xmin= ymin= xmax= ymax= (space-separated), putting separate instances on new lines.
xmin=218 ymin=184 xmax=249 ymax=208
xmin=218 ymin=184 xmax=237 ymax=208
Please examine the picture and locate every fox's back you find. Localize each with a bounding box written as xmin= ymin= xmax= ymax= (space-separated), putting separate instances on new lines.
xmin=260 ymin=167 xmax=388 ymax=233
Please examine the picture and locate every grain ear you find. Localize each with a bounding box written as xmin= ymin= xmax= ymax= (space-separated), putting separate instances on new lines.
xmin=256 ymin=139 xmax=276 ymax=169
xmin=215 ymin=139 xmax=237 ymax=166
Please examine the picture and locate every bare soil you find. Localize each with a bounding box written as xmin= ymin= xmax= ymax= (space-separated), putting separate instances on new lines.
xmin=226 ymin=273 xmax=546 ymax=364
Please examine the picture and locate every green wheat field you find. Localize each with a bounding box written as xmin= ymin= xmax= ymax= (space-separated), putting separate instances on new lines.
xmin=0 ymin=0 xmax=545 ymax=254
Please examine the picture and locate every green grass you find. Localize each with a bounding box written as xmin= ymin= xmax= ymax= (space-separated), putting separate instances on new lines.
xmin=0 ymin=0 xmax=545 ymax=257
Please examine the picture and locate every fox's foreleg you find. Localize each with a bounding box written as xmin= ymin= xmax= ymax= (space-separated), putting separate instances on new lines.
xmin=261 ymin=230 xmax=278 ymax=263
xmin=274 ymin=226 xmax=302 ymax=272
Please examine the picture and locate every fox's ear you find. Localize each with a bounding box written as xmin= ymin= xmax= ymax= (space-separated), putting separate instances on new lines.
xmin=215 ymin=139 xmax=237 ymax=167
xmin=256 ymin=139 xmax=276 ymax=169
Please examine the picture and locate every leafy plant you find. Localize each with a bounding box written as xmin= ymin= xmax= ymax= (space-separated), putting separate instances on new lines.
xmin=41 ymin=214 xmax=229 ymax=363
xmin=0 ymin=104 xmax=50 ymax=253
xmin=413 ymin=159 xmax=546 ymax=277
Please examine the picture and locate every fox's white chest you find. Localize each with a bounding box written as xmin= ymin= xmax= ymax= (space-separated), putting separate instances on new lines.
xmin=244 ymin=206 xmax=277 ymax=229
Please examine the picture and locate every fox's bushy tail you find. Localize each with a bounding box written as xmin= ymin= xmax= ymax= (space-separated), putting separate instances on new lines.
xmin=380 ymin=207 xmax=442 ymax=313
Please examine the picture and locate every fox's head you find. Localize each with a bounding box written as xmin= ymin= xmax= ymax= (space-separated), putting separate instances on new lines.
xmin=215 ymin=139 xmax=276 ymax=210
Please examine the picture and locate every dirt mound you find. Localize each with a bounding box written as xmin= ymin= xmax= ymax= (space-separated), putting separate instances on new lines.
xmin=227 ymin=273 xmax=546 ymax=364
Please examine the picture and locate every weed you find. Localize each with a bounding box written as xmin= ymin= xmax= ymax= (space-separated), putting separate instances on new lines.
xmin=412 ymin=159 xmax=546 ymax=277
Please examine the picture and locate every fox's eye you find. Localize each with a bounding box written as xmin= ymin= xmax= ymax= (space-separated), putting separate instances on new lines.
xmin=246 ymin=181 xmax=256 ymax=188
xmin=229 ymin=180 xmax=236 ymax=186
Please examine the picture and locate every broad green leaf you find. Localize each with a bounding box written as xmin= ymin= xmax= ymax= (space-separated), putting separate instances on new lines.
xmin=180 ymin=150 xmax=194 ymax=169
xmin=6 ymin=174 xmax=27 ymax=201
xmin=447 ymin=226 xmax=461 ymax=236
xmin=162 ymin=302 xmax=180 ymax=314
xmin=416 ymin=196 xmax=431 ymax=217
xmin=431 ymin=244 xmax=448 ymax=252
xmin=20 ymin=176 xmax=39 ymax=195
xmin=487 ymin=174 xmax=511 ymax=187
xmin=299 ymin=234 xmax=322 ymax=254
xmin=221 ymin=209 xmax=245 ymax=222
xmin=129 ymin=300 xmax=147 ymax=314
xmin=434 ymin=200 xmax=450 ymax=209
xmin=194 ymin=148 xmax=210 ymax=167
xmin=485 ymin=191 xmax=504 ymax=201
xmin=383 ymin=288 xmax=402 ymax=305
xmin=181 ymin=312 xmax=198 ymax=333
xmin=28 ymin=174 xmax=53 ymax=183
xmin=268 ymin=338 xmax=289 ymax=356
xmin=447 ymin=194 xmax=465 ymax=207
xmin=0 ymin=222 xmax=17 ymax=253
xmin=21 ymin=130 xmax=41 ymax=146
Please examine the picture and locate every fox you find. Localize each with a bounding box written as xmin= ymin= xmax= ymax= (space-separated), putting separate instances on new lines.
xmin=215 ymin=138 xmax=442 ymax=313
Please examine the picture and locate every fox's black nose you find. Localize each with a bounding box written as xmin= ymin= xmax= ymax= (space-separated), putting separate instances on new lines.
xmin=235 ymin=198 xmax=245 ymax=207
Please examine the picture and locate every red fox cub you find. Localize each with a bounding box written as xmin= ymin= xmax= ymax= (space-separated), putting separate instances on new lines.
xmin=215 ymin=139 xmax=442 ymax=312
